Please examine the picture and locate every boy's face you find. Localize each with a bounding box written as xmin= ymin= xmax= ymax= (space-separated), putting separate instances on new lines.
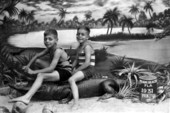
xmin=44 ymin=34 xmax=58 ymax=48
xmin=76 ymin=29 xmax=89 ymax=44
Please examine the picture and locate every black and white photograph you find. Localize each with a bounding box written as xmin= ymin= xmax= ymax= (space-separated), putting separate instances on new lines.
xmin=0 ymin=0 xmax=170 ymax=113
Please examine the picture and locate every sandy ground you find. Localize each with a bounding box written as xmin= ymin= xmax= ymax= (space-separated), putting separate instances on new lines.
xmin=1 ymin=95 xmax=170 ymax=113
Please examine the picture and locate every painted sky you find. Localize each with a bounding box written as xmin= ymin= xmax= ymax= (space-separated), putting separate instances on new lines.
xmin=12 ymin=0 xmax=169 ymax=22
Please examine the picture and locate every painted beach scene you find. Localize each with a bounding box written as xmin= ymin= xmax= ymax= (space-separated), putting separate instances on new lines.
xmin=0 ymin=0 xmax=170 ymax=113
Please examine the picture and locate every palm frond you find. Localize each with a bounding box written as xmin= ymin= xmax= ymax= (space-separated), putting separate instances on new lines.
xmin=110 ymin=56 xmax=129 ymax=70
xmin=116 ymin=81 xmax=137 ymax=99
xmin=148 ymin=64 xmax=166 ymax=73
xmin=116 ymin=62 xmax=150 ymax=87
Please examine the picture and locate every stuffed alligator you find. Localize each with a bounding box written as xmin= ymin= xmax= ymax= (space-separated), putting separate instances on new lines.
xmin=9 ymin=78 xmax=120 ymax=103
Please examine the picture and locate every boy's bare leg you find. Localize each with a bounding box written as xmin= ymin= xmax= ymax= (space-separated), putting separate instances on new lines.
xmin=9 ymin=74 xmax=44 ymax=104
xmin=68 ymin=71 xmax=84 ymax=110
xmin=9 ymin=71 xmax=59 ymax=104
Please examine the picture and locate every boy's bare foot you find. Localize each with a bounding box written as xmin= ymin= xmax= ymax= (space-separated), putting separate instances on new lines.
xmin=9 ymin=96 xmax=30 ymax=105
xmin=70 ymin=103 xmax=80 ymax=110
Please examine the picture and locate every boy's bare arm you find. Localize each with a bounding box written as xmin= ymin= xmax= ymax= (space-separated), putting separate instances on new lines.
xmin=74 ymin=45 xmax=92 ymax=73
xmin=72 ymin=46 xmax=80 ymax=69
xmin=31 ymin=49 xmax=61 ymax=74
xmin=72 ymin=52 xmax=78 ymax=68
xmin=26 ymin=49 xmax=48 ymax=67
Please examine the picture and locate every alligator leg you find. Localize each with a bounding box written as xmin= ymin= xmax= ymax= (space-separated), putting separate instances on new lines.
xmin=58 ymin=88 xmax=72 ymax=104
xmin=98 ymin=79 xmax=119 ymax=100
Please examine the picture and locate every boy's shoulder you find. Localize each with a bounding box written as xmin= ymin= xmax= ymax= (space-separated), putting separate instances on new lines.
xmin=53 ymin=47 xmax=64 ymax=54
xmin=57 ymin=47 xmax=66 ymax=52
xmin=84 ymin=41 xmax=93 ymax=49
xmin=53 ymin=48 xmax=66 ymax=57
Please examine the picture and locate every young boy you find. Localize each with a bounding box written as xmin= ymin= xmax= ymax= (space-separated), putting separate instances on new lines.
xmin=9 ymin=29 xmax=72 ymax=104
xmin=68 ymin=26 xmax=96 ymax=109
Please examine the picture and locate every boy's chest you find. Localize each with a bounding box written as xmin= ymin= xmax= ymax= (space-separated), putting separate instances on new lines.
xmin=77 ymin=48 xmax=85 ymax=56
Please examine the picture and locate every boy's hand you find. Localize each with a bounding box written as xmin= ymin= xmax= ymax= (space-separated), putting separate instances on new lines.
xmin=27 ymin=68 xmax=36 ymax=75
xmin=72 ymin=69 xmax=77 ymax=75
xmin=22 ymin=66 xmax=29 ymax=72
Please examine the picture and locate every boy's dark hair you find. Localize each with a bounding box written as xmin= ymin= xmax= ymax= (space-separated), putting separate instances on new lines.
xmin=77 ymin=26 xmax=90 ymax=34
xmin=44 ymin=29 xmax=58 ymax=39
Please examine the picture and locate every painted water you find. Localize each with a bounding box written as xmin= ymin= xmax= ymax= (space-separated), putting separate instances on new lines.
xmin=8 ymin=27 xmax=170 ymax=64
xmin=107 ymin=37 xmax=170 ymax=64
xmin=8 ymin=27 xmax=162 ymax=48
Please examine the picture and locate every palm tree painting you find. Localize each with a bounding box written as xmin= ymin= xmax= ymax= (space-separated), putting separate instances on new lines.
xmin=109 ymin=7 xmax=120 ymax=34
xmin=58 ymin=8 xmax=67 ymax=25
xmin=120 ymin=15 xmax=134 ymax=34
xmin=2 ymin=16 xmax=15 ymax=30
xmin=129 ymin=5 xmax=139 ymax=22
xmin=0 ymin=0 xmax=19 ymax=17
xmin=146 ymin=22 xmax=157 ymax=34
xmin=102 ymin=7 xmax=120 ymax=34
xmin=102 ymin=9 xmax=113 ymax=34
xmin=144 ymin=1 xmax=154 ymax=19
xmin=85 ymin=11 xmax=92 ymax=21
xmin=18 ymin=9 xmax=28 ymax=24
xmin=73 ymin=16 xmax=78 ymax=23
xmin=0 ymin=0 xmax=19 ymax=24
xmin=26 ymin=11 xmax=35 ymax=25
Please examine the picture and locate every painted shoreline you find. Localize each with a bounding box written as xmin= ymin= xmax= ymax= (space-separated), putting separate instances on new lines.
xmin=8 ymin=27 xmax=163 ymax=48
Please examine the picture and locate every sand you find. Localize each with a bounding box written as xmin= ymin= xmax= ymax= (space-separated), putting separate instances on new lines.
xmin=0 ymin=95 xmax=170 ymax=113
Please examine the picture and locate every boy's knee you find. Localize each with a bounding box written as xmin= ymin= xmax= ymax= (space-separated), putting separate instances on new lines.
xmin=35 ymin=59 xmax=41 ymax=65
xmin=68 ymin=77 xmax=75 ymax=83
xmin=37 ymin=73 xmax=43 ymax=78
